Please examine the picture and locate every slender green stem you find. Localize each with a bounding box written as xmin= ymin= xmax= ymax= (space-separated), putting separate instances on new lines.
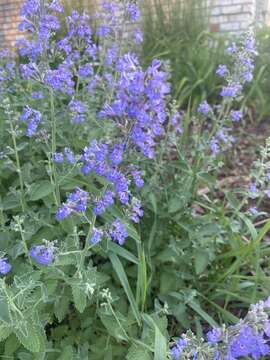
xmin=17 ymin=219 xmax=32 ymax=262
xmin=49 ymin=89 xmax=60 ymax=206
xmin=9 ymin=116 xmax=26 ymax=212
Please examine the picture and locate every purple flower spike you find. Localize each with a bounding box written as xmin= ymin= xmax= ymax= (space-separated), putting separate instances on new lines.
xmin=56 ymin=187 xmax=89 ymax=221
xmin=30 ymin=245 xmax=55 ymax=265
xmin=54 ymin=152 xmax=64 ymax=163
xmin=231 ymin=110 xmax=243 ymax=122
xmin=198 ymin=101 xmax=212 ymax=115
xmin=0 ymin=258 xmax=12 ymax=275
xmin=91 ymin=228 xmax=103 ymax=245
xmin=216 ymin=64 xmax=228 ymax=77
xmin=109 ymin=219 xmax=128 ymax=246
xmin=207 ymin=328 xmax=222 ymax=344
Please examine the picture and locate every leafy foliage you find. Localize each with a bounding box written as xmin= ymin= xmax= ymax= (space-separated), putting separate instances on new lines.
xmin=0 ymin=0 xmax=269 ymax=359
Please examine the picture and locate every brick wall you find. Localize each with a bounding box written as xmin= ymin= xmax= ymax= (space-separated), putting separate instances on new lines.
xmin=0 ymin=0 xmax=269 ymax=48
xmin=0 ymin=0 xmax=22 ymax=47
xmin=208 ymin=0 xmax=256 ymax=33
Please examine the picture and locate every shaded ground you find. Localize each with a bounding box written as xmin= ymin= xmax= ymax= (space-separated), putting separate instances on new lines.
xmin=225 ymin=118 xmax=270 ymax=184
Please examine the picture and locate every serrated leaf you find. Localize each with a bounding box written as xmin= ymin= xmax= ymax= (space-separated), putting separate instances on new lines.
xmin=29 ymin=181 xmax=54 ymax=201
xmin=0 ymin=299 xmax=11 ymax=323
xmin=15 ymin=320 xmax=41 ymax=353
xmin=71 ymin=285 xmax=87 ymax=313
xmin=0 ymin=325 xmax=12 ymax=343
xmin=54 ymin=287 xmax=70 ymax=322
xmin=194 ymin=249 xmax=209 ymax=274
xmin=1 ymin=194 xmax=20 ymax=210
xmin=126 ymin=344 xmax=152 ymax=360
xmin=57 ymin=345 xmax=74 ymax=360
xmin=99 ymin=311 xmax=128 ymax=342
xmin=4 ymin=333 xmax=20 ymax=355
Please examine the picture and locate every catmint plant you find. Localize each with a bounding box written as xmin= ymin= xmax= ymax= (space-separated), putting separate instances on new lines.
xmin=171 ymin=297 xmax=270 ymax=360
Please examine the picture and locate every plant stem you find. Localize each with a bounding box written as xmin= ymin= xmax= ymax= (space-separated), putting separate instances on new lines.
xmin=49 ymin=89 xmax=60 ymax=206
xmin=9 ymin=115 xmax=26 ymax=212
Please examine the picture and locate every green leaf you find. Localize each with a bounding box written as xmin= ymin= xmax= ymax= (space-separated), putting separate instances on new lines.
xmin=188 ymin=300 xmax=218 ymax=328
xmin=0 ymin=324 xmax=12 ymax=343
xmin=194 ymin=249 xmax=209 ymax=274
xmin=1 ymin=194 xmax=20 ymax=210
xmin=106 ymin=241 xmax=139 ymax=264
xmin=54 ymin=287 xmax=70 ymax=322
xmin=15 ymin=320 xmax=41 ymax=353
xmin=168 ymin=197 xmax=182 ymax=213
xmin=4 ymin=333 xmax=20 ymax=355
xmin=142 ymin=314 xmax=167 ymax=360
xmin=0 ymin=299 xmax=11 ymax=323
xmin=98 ymin=311 xmax=128 ymax=342
xmin=108 ymin=252 xmax=141 ymax=325
xmin=126 ymin=344 xmax=152 ymax=360
xmin=29 ymin=181 xmax=54 ymax=201
xmin=57 ymin=345 xmax=74 ymax=360
xmin=71 ymin=285 xmax=87 ymax=313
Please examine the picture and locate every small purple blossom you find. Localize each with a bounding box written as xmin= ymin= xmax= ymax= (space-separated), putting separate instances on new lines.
xmin=91 ymin=228 xmax=103 ymax=245
xmin=231 ymin=110 xmax=243 ymax=122
xmin=207 ymin=328 xmax=222 ymax=344
xmin=0 ymin=258 xmax=12 ymax=274
xmin=134 ymin=28 xmax=143 ymax=44
xmin=129 ymin=198 xmax=144 ymax=223
xmin=109 ymin=219 xmax=128 ymax=245
xmin=93 ymin=190 xmax=115 ymax=215
xmin=56 ymin=187 xmax=89 ymax=221
xmin=78 ymin=63 xmax=93 ymax=78
xmin=216 ymin=64 xmax=228 ymax=77
xmin=69 ymin=100 xmax=87 ymax=123
xmin=198 ymin=101 xmax=211 ymax=115
xmin=229 ymin=326 xmax=269 ymax=359
xmin=54 ymin=152 xmax=64 ymax=163
xmin=220 ymin=84 xmax=242 ymax=98
xmin=64 ymin=147 xmax=76 ymax=164
xmin=131 ymin=170 xmax=144 ymax=188
xmin=126 ymin=3 xmax=141 ymax=22
xmin=30 ymin=245 xmax=55 ymax=265
xmin=249 ymin=182 xmax=258 ymax=198
xmin=171 ymin=338 xmax=189 ymax=360
xmin=21 ymin=106 xmax=42 ymax=137
xmin=249 ymin=206 xmax=258 ymax=215
xmin=110 ymin=144 xmax=124 ymax=166
xmin=210 ymin=139 xmax=220 ymax=156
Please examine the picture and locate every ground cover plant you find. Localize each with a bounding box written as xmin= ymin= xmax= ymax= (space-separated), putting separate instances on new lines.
xmin=1 ymin=0 xmax=270 ymax=359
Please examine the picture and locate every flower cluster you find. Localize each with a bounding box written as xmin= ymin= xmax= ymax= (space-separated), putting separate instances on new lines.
xmin=56 ymin=187 xmax=89 ymax=221
xmin=197 ymin=31 xmax=257 ymax=158
xmin=217 ymin=30 xmax=257 ymax=99
xmin=99 ymin=55 xmax=170 ymax=158
xmin=0 ymin=49 xmax=16 ymax=93
xmin=30 ymin=244 xmax=56 ymax=265
xmin=14 ymin=0 xmax=165 ymax=252
xmin=246 ymin=137 xmax=270 ymax=215
xmin=0 ymin=257 xmax=12 ymax=275
xmin=21 ymin=106 xmax=42 ymax=137
xmin=171 ymin=297 xmax=270 ymax=360
xmin=69 ymin=100 xmax=88 ymax=124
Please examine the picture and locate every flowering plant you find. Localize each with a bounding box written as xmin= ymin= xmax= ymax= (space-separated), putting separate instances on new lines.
xmin=0 ymin=0 xmax=269 ymax=359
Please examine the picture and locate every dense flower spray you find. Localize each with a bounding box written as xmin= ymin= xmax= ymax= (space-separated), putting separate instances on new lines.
xmin=12 ymin=0 xmax=166 ymax=250
xmin=171 ymin=297 xmax=270 ymax=360
xmin=198 ymin=31 xmax=257 ymax=158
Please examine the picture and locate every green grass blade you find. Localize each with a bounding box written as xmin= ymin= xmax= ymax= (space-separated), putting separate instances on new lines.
xmin=109 ymin=252 xmax=141 ymax=325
